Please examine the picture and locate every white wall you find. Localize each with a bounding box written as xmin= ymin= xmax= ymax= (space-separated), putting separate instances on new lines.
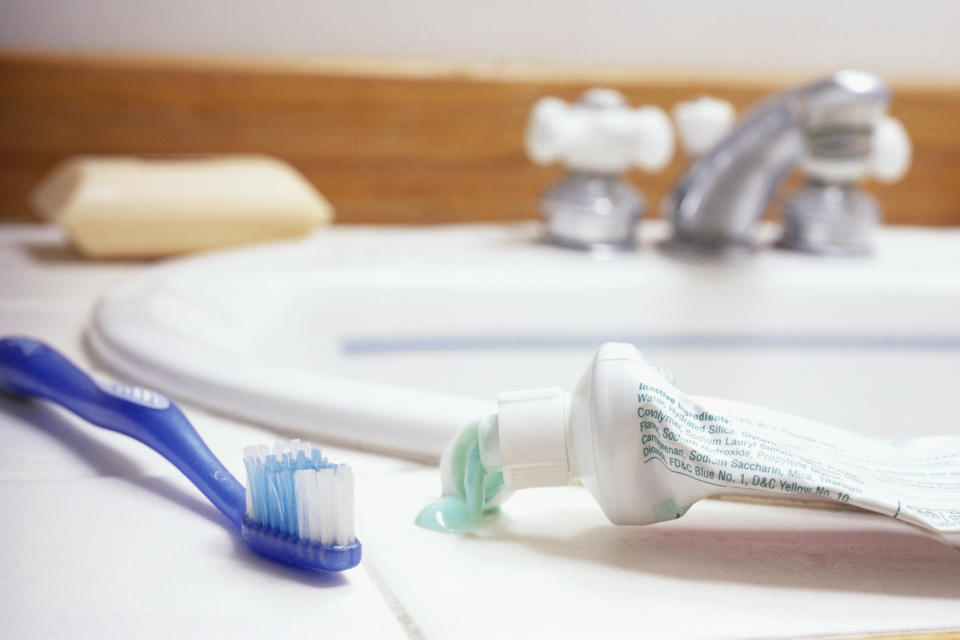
xmin=1 ymin=0 xmax=958 ymax=80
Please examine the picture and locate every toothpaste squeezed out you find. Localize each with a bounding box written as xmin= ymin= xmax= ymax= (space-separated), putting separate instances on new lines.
xmin=421 ymin=343 xmax=960 ymax=544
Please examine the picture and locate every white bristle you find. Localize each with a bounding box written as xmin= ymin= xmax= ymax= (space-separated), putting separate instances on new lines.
xmin=243 ymin=443 xmax=271 ymax=463
xmin=293 ymin=465 xmax=355 ymax=546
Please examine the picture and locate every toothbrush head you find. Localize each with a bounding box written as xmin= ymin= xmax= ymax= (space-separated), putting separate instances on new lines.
xmin=241 ymin=440 xmax=361 ymax=572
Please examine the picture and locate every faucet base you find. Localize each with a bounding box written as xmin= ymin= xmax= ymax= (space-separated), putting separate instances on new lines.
xmin=543 ymin=232 xmax=636 ymax=253
xmin=659 ymin=233 xmax=759 ymax=258
xmin=778 ymin=182 xmax=878 ymax=256
xmin=540 ymin=172 xmax=645 ymax=252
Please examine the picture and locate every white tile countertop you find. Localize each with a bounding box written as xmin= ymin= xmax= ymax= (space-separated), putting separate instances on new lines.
xmin=2 ymin=223 xmax=960 ymax=640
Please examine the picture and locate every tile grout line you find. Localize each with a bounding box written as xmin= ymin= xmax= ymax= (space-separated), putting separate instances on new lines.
xmin=364 ymin=560 xmax=427 ymax=640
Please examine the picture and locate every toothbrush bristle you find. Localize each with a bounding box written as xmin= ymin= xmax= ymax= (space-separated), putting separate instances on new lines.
xmin=294 ymin=465 xmax=355 ymax=546
xmin=241 ymin=439 xmax=360 ymax=571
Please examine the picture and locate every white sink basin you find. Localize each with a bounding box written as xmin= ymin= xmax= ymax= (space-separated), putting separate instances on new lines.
xmin=88 ymin=222 xmax=960 ymax=460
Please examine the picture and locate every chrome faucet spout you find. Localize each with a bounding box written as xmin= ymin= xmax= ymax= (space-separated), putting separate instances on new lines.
xmin=663 ymin=71 xmax=890 ymax=253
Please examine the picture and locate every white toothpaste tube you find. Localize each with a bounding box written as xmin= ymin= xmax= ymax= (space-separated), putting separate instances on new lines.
xmin=456 ymin=343 xmax=960 ymax=543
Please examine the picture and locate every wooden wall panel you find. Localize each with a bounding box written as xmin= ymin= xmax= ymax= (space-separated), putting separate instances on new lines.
xmin=1 ymin=53 xmax=958 ymax=225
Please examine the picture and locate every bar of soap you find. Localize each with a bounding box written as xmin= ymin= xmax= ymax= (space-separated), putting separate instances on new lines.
xmin=31 ymin=155 xmax=334 ymax=258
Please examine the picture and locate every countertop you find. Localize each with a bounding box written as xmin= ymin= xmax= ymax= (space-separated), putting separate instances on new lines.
xmin=2 ymin=223 xmax=960 ymax=640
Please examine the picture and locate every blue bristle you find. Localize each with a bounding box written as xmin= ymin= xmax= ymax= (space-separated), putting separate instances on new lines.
xmin=243 ymin=440 xmax=340 ymax=539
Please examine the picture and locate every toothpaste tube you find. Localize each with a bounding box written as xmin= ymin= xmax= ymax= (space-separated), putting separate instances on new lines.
xmin=425 ymin=343 xmax=960 ymax=543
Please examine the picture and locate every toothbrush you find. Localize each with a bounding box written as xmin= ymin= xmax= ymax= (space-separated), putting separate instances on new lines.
xmin=0 ymin=336 xmax=361 ymax=572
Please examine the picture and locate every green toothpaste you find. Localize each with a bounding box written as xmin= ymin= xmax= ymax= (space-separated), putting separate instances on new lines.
xmin=416 ymin=422 xmax=504 ymax=533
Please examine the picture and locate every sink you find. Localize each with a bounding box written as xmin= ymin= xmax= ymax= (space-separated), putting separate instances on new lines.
xmin=88 ymin=222 xmax=960 ymax=460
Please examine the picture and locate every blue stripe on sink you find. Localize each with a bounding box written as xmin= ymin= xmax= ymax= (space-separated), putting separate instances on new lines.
xmin=342 ymin=334 xmax=960 ymax=354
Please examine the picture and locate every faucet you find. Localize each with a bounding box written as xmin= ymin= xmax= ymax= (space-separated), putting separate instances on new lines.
xmin=663 ymin=70 xmax=911 ymax=255
xmin=525 ymin=89 xmax=674 ymax=251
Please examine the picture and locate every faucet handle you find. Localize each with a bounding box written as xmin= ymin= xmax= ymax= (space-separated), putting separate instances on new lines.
xmin=783 ymin=115 xmax=911 ymax=255
xmin=672 ymin=96 xmax=736 ymax=157
xmin=870 ymin=116 xmax=912 ymax=183
xmin=801 ymin=114 xmax=912 ymax=184
xmin=525 ymin=89 xmax=674 ymax=174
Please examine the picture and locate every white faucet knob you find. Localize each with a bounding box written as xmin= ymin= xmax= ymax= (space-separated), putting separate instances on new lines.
xmin=870 ymin=115 xmax=912 ymax=183
xmin=672 ymin=96 xmax=736 ymax=157
xmin=525 ymin=89 xmax=674 ymax=174
xmin=525 ymin=96 xmax=570 ymax=166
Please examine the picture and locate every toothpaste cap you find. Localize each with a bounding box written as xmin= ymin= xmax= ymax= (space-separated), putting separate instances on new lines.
xmin=496 ymin=387 xmax=571 ymax=490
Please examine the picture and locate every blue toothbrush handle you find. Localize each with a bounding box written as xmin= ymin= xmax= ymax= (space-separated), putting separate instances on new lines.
xmin=0 ymin=336 xmax=246 ymax=527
